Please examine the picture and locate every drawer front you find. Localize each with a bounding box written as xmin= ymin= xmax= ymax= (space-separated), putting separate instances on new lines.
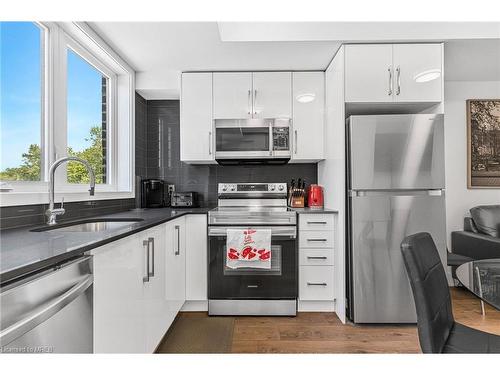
xmin=299 ymin=214 xmax=334 ymax=231
xmin=299 ymin=248 xmax=334 ymax=266
xmin=299 ymin=231 xmax=334 ymax=248
xmin=299 ymin=266 xmax=335 ymax=300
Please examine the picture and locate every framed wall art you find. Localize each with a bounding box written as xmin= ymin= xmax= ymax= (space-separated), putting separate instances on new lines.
xmin=467 ymin=99 xmax=500 ymax=188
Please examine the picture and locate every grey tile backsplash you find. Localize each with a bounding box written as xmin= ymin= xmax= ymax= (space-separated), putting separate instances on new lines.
xmin=139 ymin=97 xmax=317 ymax=207
xmin=1 ymin=93 xmax=317 ymax=229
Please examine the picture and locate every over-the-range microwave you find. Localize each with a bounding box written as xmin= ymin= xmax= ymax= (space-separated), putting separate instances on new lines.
xmin=214 ymin=118 xmax=291 ymax=165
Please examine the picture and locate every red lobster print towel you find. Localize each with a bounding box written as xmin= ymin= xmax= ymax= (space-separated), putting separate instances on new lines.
xmin=226 ymin=228 xmax=272 ymax=269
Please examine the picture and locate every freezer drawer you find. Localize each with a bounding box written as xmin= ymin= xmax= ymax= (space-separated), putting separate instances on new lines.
xmin=350 ymin=191 xmax=446 ymax=323
xmin=348 ymin=114 xmax=445 ymax=190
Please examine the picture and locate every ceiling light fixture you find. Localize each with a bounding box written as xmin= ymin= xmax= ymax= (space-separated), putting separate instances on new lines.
xmin=296 ymin=93 xmax=316 ymax=103
xmin=414 ymin=69 xmax=441 ymax=83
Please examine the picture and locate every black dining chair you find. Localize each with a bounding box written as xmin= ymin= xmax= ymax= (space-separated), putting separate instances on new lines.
xmin=400 ymin=232 xmax=500 ymax=353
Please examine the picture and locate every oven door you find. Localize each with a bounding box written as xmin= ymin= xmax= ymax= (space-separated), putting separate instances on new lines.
xmin=208 ymin=226 xmax=297 ymax=299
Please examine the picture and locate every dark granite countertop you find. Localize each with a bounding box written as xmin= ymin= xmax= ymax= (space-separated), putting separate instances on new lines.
xmin=0 ymin=207 xmax=210 ymax=286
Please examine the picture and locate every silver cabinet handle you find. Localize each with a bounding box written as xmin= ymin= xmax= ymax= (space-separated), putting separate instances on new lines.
xmin=208 ymin=132 xmax=212 ymax=155
xmin=307 ymin=238 xmax=328 ymax=242
xmin=0 ymin=275 xmax=93 ymax=345
xmin=307 ymin=256 xmax=328 ymax=260
xmin=307 ymin=221 xmax=327 ymax=225
xmin=148 ymin=237 xmax=155 ymax=277
xmin=253 ymin=89 xmax=258 ymax=115
xmin=294 ymin=130 xmax=298 ymax=154
xmin=396 ymin=66 xmax=401 ymax=95
xmin=143 ymin=239 xmax=150 ymax=283
xmin=247 ymin=90 xmax=251 ymax=115
xmin=388 ymin=66 xmax=393 ymax=96
xmin=175 ymin=225 xmax=180 ymax=255
xmin=307 ymin=282 xmax=327 ymax=286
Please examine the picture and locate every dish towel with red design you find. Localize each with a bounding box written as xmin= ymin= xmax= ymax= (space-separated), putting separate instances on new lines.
xmin=226 ymin=228 xmax=272 ymax=269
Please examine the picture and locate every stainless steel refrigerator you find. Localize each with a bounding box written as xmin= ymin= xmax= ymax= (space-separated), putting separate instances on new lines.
xmin=346 ymin=114 xmax=446 ymax=323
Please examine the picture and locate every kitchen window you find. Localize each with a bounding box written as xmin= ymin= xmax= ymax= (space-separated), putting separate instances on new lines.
xmin=66 ymin=48 xmax=110 ymax=185
xmin=0 ymin=22 xmax=134 ymax=205
xmin=0 ymin=22 xmax=46 ymax=183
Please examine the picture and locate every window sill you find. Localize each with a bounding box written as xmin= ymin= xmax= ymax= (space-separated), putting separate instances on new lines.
xmin=0 ymin=190 xmax=135 ymax=207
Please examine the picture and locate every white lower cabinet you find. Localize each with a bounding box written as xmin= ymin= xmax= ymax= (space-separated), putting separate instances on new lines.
xmin=92 ymin=233 xmax=146 ymax=353
xmin=299 ymin=266 xmax=335 ymax=300
xmin=165 ymin=217 xmax=186 ymax=323
xmin=298 ymin=213 xmax=336 ymax=310
xmin=185 ymin=215 xmax=208 ymax=302
xmin=92 ymin=216 xmax=191 ymax=353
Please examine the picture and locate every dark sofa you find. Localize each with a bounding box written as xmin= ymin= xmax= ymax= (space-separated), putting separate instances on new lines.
xmin=451 ymin=205 xmax=500 ymax=261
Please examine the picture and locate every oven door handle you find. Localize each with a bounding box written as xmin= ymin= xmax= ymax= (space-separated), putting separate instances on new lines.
xmin=208 ymin=226 xmax=296 ymax=238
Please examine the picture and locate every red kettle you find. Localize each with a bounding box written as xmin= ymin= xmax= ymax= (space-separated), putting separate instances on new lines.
xmin=307 ymin=184 xmax=324 ymax=209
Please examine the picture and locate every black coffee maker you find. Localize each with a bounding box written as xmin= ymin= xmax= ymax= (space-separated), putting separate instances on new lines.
xmin=141 ymin=179 xmax=165 ymax=208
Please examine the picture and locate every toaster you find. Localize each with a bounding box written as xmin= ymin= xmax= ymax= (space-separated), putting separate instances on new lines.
xmin=170 ymin=192 xmax=198 ymax=207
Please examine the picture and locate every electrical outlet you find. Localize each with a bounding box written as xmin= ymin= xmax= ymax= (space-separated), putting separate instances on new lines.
xmin=167 ymin=185 xmax=175 ymax=195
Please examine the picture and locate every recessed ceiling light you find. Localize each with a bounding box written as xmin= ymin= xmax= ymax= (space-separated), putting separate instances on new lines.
xmin=414 ymin=69 xmax=441 ymax=83
xmin=296 ymin=93 xmax=315 ymax=103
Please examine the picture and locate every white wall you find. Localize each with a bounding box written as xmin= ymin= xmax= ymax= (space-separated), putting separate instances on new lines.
xmin=444 ymin=80 xmax=500 ymax=245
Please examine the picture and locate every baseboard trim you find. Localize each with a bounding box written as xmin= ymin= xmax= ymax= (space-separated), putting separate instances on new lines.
xmin=298 ymin=300 xmax=336 ymax=312
xmin=181 ymin=300 xmax=208 ymax=312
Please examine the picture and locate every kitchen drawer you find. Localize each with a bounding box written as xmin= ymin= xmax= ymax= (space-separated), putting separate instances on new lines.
xmin=299 ymin=266 xmax=335 ymax=300
xmin=299 ymin=231 xmax=334 ymax=248
xmin=299 ymin=214 xmax=334 ymax=231
xmin=299 ymin=248 xmax=334 ymax=266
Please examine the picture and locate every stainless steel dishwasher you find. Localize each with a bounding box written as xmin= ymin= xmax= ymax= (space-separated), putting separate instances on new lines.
xmin=0 ymin=256 xmax=93 ymax=353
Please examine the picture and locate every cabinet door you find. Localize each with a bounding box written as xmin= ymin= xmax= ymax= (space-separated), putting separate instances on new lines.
xmin=291 ymin=72 xmax=324 ymax=161
xmin=345 ymin=44 xmax=393 ymax=103
xmin=180 ymin=73 xmax=215 ymax=163
xmin=92 ymin=234 xmax=146 ymax=353
xmin=185 ymin=215 xmax=208 ymax=301
xmin=392 ymin=44 xmax=442 ymax=102
xmin=252 ymin=72 xmax=292 ymax=118
xmin=165 ymin=218 xmax=186 ymax=318
xmin=142 ymin=226 xmax=170 ymax=352
xmin=213 ymin=72 xmax=252 ymax=119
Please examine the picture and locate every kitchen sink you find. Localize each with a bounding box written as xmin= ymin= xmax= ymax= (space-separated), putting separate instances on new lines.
xmin=31 ymin=218 xmax=144 ymax=233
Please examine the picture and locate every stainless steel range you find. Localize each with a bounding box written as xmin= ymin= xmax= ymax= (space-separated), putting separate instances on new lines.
xmin=208 ymin=183 xmax=297 ymax=316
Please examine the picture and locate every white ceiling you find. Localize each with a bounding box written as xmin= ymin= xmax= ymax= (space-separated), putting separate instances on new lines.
xmin=89 ymin=22 xmax=500 ymax=99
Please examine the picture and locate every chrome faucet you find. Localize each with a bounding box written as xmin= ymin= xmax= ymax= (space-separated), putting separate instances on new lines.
xmin=46 ymin=157 xmax=96 ymax=225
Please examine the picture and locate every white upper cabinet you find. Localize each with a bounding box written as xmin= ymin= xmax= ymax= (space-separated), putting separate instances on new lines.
xmin=291 ymin=72 xmax=325 ymax=162
xmin=345 ymin=44 xmax=394 ymax=103
xmin=252 ymin=72 xmax=292 ymax=118
xmin=345 ymin=43 xmax=443 ymax=103
xmin=392 ymin=44 xmax=442 ymax=102
xmin=213 ymin=72 xmax=253 ymax=119
xmin=213 ymin=72 xmax=292 ymax=119
xmin=180 ymin=73 xmax=215 ymax=163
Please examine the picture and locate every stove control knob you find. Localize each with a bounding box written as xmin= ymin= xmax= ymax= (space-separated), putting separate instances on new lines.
xmin=222 ymin=185 xmax=227 ymax=192
xmin=270 ymin=185 xmax=276 ymax=191
xmin=278 ymin=185 xmax=284 ymax=191
xmin=230 ymin=186 xmax=236 ymax=191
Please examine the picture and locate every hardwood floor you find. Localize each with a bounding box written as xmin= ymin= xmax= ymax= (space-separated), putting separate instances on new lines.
xmin=232 ymin=288 xmax=500 ymax=353
xmin=178 ymin=287 xmax=500 ymax=354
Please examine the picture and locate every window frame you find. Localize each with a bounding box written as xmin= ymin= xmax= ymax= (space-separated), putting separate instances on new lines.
xmin=59 ymin=33 xmax=117 ymax=190
xmin=0 ymin=22 xmax=135 ymax=206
